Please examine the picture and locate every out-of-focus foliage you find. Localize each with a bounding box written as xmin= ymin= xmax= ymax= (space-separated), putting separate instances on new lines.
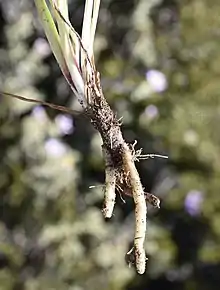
xmin=0 ymin=0 xmax=220 ymax=289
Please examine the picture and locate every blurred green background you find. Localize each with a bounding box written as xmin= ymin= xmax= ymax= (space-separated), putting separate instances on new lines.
xmin=0 ymin=0 xmax=220 ymax=289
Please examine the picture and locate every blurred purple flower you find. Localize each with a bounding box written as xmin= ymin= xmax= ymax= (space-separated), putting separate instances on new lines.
xmin=146 ymin=69 xmax=168 ymax=93
xmin=33 ymin=38 xmax=51 ymax=57
xmin=32 ymin=106 xmax=46 ymax=120
xmin=144 ymin=104 xmax=159 ymax=120
xmin=184 ymin=190 xmax=203 ymax=216
xmin=45 ymin=138 xmax=67 ymax=157
xmin=55 ymin=114 xmax=74 ymax=135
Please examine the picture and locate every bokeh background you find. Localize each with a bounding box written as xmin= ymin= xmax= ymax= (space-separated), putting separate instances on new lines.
xmin=0 ymin=0 xmax=220 ymax=289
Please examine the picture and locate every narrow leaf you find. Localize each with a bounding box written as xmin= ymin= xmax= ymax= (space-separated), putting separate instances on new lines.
xmin=88 ymin=0 xmax=101 ymax=58
xmin=1 ymin=92 xmax=79 ymax=115
xmin=34 ymin=0 xmax=67 ymax=75
xmin=35 ymin=0 xmax=85 ymax=106
xmin=50 ymin=1 xmax=86 ymax=106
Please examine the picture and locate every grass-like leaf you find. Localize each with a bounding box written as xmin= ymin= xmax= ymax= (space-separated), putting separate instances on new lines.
xmin=34 ymin=0 xmax=68 ymax=76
